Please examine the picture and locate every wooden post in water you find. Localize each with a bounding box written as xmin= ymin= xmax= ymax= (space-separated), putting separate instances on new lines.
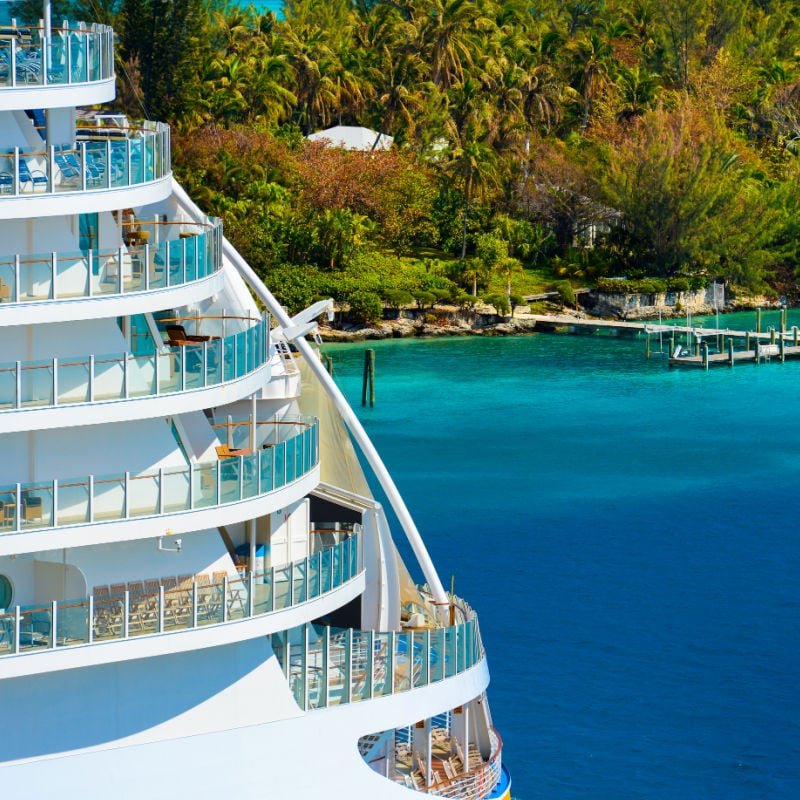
xmin=670 ymin=334 xmax=675 ymax=357
xmin=746 ymin=332 xmax=751 ymax=353
xmin=361 ymin=348 xmax=375 ymax=407
xmin=728 ymin=338 xmax=734 ymax=366
xmin=794 ymin=326 xmax=799 ymax=347
xmin=770 ymin=328 xmax=776 ymax=345
xmin=720 ymin=333 xmax=725 ymax=353
xmin=694 ymin=337 xmax=700 ymax=357
xmin=781 ymin=307 xmax=787 ymax=333
xmin=701 ymin=341 xmax=709 ymax=371
xmin=756 ymin=308 xmax=762 ymax=333
xmin=645 ymin=332 xmax=651 ymax=359
xmin=322 ymin=353 xmax=334 ymax=375
xmin=780 ymin=332 xmax=786 ymax=362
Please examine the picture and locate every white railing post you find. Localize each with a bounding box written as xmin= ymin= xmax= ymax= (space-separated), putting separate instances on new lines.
xmin=303 ymin=624 xmax=310 ymax=710
xmin=367 ymin=630 xmax=374 ymax=700
xmin=52 ymin=357 xmax=58 ymax=406
xmin=80 ymin=141 xmax=87 ymax=192
xmin=87 ymin=594 xmax=94 ymax=643
xmin=86 ymin=249 xmax=93 ymax=296
xmin=180 ymin=352 xmax=186 ymax=391
xmin=117 ymin=246 xmax=124 ymax=294
xmin=324 ymin=626 xmax=330 ymax=707
xmin=248 ymin=571 xmax=254 ymax=617
xmin=14 ymin=361 xmax=21 ymax=409
xmin=222 ymin=576 xmax=229 ymax=622
xmin=50 ymin=600 xmax=58 ymax=648
xmin=88 ymin=354 xmax=95 ymax=401
xmin=158 ymin=586 xmax=165 ymax=633
xmin=14 ymin=483 xmax=21 ymax=532
xmin=288 ymin=562 xmax=294 ymax=607
xmin=122 ymin=353 xmax=129 ymax=398
xmin=388 ymin=631 xmax=395 ymax=695
xmin=269 ymin=566 xmax=275 ymax=612
xmin=48 ymin=145 xmax=55 ymax=193
xmin=51 ymin=252 xmax=57 ymax=298
xmin=124 ymin=471 xmax=130 ymax=518
xmin=13 ymin=606 xmax=20 ymax=653
xmin=105 ymin=139 xmax=111 ymax=189
xmin=52 ymin=479 xmax=58 ymax=527
xmin=158 ymin=467 xmax=164 ymax=515
xmin=123 ymin=591 xmax=130 ymax=638
xmin=191 ymin=581 xmax=198 ymax=628
xmin=345 ymin=629 xmax=352 ymax=704
xmin=144 ymin=243 xmax=151 ymax=291
xmin=87 ymin=474 xmax=94 ymax=522
xmin=188 ymin=462 xmax=194 ymax=509
xmin=203 ymin=341 xmax=208 ymax=386
xmin=154 ymin=349 xmax=160 ymax=395
xmin=182 ymin=237 xmax=187 ymax=284
xmin=126 ymin=137 xmax=131 ymax=184
xmin=13 ymin=147 xmax=19 ymax=196
xmin=13 ymin=254 xmax=20 ymax=303
xmin=215 ymin=463 xmax=221 ymax=505
xmin=42 ymin=34 xmax=49 ymax=86
xmin=237 ymin=456 xmax=243 ymax=499
xmin=10 ymin=37 xmax=16 ymax=88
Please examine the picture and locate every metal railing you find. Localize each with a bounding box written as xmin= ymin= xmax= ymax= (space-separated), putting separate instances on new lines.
xmin=0 ymin=313 xmax=269 ymax=412
xmin=0 ymin=417 xmax=318 ymax=534
xmin=0 ymin=218 xmax=221 ymax=305
xmin=0 ymin=22 xmax=114 ymax=88
xmin=0 ymin=532 xmax=360 ymax=656
xmin=272 ymin=597 xmax=484 ymax=711
xmin=0 ymin=121 xmax=170 ymax=197
xmin=419 ymin=728 xmax=502 ymax=799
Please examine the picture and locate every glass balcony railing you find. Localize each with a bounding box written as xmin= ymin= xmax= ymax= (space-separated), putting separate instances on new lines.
xmin=272 ymin=598 xmax=485 ymax=711
xmin=0 ymin=121 xmax=170 ymax=197
xmin=0 ymin=532 xmax=360 ymax=656
xmin=0 ymin=22 xmax=114 ymax=88
xmin=0 ymin=219 xmax=221 ymax=305
xmin=0 ymin=417 xmax=318 ymax=534
xmin=0 ymin=313 xmax=269 ymax=411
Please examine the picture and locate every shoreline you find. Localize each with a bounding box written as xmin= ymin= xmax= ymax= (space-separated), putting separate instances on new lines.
xmin=318 ymin=302 xmax=784 ymax=342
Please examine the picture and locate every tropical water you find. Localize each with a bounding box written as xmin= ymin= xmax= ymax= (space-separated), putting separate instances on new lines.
xmin=325 ymin=319 xmax=800 ymax=800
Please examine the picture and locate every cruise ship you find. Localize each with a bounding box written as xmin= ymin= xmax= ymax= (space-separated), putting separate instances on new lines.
xmin=0 ymin=5 xmax=510 ymax=798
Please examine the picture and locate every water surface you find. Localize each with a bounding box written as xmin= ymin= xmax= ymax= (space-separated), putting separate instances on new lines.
xmin=326 ymin=327 xmax=800 ymax=800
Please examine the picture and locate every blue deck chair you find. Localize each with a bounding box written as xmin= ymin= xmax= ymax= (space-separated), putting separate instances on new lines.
xmin=17 ymin=158 xmax=47 ymax=191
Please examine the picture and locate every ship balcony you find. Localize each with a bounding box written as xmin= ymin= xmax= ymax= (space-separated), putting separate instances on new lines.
xmin=273 ymin=595 xmax=485 ymax=712
xmin=0 ymin=312 xmax=270 ymax=431
xmin=0 ymin=417 xmax=320 ymax=555
xmin=0 ymin=22 xmax=115 ymax=108
xmin=386 ymin=722 xmax=503 ymax=798
xmin=0 ymin=218 xmax=224 ymax=325
xmin=0 ymin=121 xmax=171 ymax=217
xmin=0 ymin=532 xmax=362 ymax=668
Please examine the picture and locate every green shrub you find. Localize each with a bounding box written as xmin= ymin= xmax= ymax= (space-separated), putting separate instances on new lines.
xmin=509 ymin=293 xmax=524 ymax=316
xmin=554 ymin=280 xmax=576 ymax=306
xmin=484 ymin=293 xmax=511 ymax=317
xmin=346 ymin=290 xmax=383 ymax=323
xmin=383 ymin=288 xmax=414 ymax=309
xmin=414 ymin=291 xmax=436 ymax=309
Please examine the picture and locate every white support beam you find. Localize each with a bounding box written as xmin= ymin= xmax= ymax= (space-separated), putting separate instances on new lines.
xmin=170 ymin=179 xmax=449 ymax=609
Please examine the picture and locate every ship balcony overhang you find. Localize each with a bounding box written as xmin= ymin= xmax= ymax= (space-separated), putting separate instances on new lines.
xmin=387 ymin=721 xmax=504 ymax=798
xmin=276 ymin=595 xmax=488 ymax=715
xmin=0 ymin=532 xmax=364 ymax=678
xmin=0 ymin=312 xmax=271 ymax=432
xmin=0 ymin=218 xmax=224 ymax=325
xmin=0 ymin=22 xmax=115 ymax=109
xmin=0 ymin=417 xmax=320 ymax=555
xmin=0 ymin=121 xmax=171 ymax=218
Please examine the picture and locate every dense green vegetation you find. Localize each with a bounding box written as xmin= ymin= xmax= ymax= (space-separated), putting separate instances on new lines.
xmin=28 ymin=0 xmax=800 ymax=315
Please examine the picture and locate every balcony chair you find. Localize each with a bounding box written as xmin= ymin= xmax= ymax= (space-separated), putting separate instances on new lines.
xmin=21 ymin=494 xmax=42 ymax=522
xmin=18 ymin=158 xmax=47 ymax=191
xmin=165 ymin=324 xmax=215 ymax=346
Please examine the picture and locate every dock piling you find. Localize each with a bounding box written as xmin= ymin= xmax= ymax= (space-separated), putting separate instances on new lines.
xmin=756 ymin=308 xmax=762 ymax=334
xmin=361 ymin=348 xmax=375 ymax=407
xmin=728 ymin=338 xmax=734 ymax=366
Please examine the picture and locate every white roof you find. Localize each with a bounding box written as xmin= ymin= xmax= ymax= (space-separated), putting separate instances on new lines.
xmin=306 ymin=125 xmax=393 ymax=151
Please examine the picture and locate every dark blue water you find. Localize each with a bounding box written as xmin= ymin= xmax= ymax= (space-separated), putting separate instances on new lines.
xmin=325 ymin=329 xmax=800 ymax=800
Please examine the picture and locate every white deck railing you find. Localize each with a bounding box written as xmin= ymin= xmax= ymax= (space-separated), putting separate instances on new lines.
xmin=272 ymin=596 xmax=484 ymax=711
xmin=0 ymin=417 xmax=318 ymax=534
xmin=0 ymin=312 xmax=269 ymax=412
xmin=0 ymin=22 xmax=114 ymax=88
xmin=0 ymin=532 xmax=360 ymax=655
xmin=0 ymin=218 xmax=221 ymax=305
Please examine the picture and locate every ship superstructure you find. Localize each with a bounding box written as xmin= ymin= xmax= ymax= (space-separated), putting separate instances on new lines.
xmin=0 ymin=6 xmax=509 ymax=798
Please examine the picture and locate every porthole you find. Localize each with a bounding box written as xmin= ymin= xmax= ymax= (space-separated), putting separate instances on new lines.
xmin=0 ymin=575 xmax=11 ymax=609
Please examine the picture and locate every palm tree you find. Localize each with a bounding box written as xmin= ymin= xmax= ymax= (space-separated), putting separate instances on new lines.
xmin=565 ymin=30 xmax=615 ymax=130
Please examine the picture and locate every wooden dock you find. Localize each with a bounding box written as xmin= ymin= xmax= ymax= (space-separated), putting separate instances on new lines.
xmin=527 ymin=313 xmax=800 ymax=369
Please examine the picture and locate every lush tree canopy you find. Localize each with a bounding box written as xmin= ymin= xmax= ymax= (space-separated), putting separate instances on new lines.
xmin=26 ymin=0 xmax=800 ymax=309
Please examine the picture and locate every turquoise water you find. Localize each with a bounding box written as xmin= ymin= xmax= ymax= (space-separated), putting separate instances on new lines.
xmin=326 ymin=327 xmax=800 ymax=799
xmin=239 ymin=0 xmax=284 ymax=17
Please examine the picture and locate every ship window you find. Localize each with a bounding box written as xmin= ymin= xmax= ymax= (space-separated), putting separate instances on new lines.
xmin=0 ymin=575 xmax=11 ymax=610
